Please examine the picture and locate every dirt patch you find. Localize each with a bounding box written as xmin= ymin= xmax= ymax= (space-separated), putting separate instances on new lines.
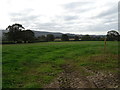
xmin=85 ymin=67 xmax=119 ymax=88
xmin=45 ymin=63 xmax=95 ymax=88
xmin=44 ymin=62 xmax=119 ymax=88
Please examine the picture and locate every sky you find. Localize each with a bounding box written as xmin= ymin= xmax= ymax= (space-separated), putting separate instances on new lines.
xmin=0 ymin=0 xmax=119 ymax=35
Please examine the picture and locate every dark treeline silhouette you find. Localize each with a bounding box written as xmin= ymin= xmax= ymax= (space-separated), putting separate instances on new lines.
xmin=74 ymin=35 xmax=79 ymax=41
xmin=61 ymin=34 xmax=69 ymax=41
xmin=2 ymin=23 xmax=120 ymax=44
xmin=46 ymin=34 xmax=55 ymax=41
xmin=4 ymin=23 xmax=35 ymax=44
xmin=32 ymin=30 xmax=120 ymax=42
xmin=81 ymin=30 xmax=120 ymax=41
xmin=106 ymin=30 xmax=120 ymax=41
xmin=81 ymin=35 xmax=105 ymax=41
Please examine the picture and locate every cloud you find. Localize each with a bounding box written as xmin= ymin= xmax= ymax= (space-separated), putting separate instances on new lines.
xmin=95 ymin=5 xmax=118 ymax=18
xmin=63 ymin=1 xmax=95 ymax=14
xmin=9 ymin=8 xmax=37 ymax=22
xmin=11 ymin=15 xmax=39 ymax=22
xmin=9 ymin=9 xmax=41 ymax=28
xmin=63 ymin=15 xmax=79 ymax=21
xmin=0 ymin=0 xmax=118 ymax=35
xmin=9 ymin=8 xmax=34 ymax=16
xmin=64 ymin=1 xmax=92 ymax=10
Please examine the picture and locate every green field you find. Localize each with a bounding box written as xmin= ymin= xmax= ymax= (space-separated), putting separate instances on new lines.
xmin=2 ymin=41 xmax=119 ymax=88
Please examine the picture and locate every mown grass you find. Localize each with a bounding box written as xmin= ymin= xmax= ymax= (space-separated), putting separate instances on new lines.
xmin=2 ymin=41 xmax=119 ymax=88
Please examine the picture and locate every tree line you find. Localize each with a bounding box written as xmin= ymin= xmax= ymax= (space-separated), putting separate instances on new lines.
xmin=5 ymin=23 xmax=34 ymax=43
xmin=2 ymin=23 xmax=120 ymax=44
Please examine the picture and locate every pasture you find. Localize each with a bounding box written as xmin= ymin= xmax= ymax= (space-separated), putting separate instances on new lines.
xmin=2 ymin=41 xmax=119 ymax=88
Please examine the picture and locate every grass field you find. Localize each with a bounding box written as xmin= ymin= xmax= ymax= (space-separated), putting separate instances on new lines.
xmin=2 ymin=41 xmax=119 ymax=88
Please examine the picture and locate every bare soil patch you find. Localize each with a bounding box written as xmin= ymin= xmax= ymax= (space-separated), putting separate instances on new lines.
xmin=45 ymin=62 xmax=119 ymax=88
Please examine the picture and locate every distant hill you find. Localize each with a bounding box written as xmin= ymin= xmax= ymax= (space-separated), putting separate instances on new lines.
xmin=33 ymin=30 xmax=63 ymax=38
xmin=0 ymin=30 xmax=105 ymax=39
xmin=1 ymin=30 xmax=77 ymax=38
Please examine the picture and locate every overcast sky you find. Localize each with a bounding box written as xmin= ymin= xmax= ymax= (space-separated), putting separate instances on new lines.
xmin=0 ymin=0 xmax=119 ymax=35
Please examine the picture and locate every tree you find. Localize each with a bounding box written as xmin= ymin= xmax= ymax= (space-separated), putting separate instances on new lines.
xmin=107 ymin=30 xmax=120 ymax=41
xmin=46 ymin=34 xmax=54 ymax=41
xmin=90 ymin=36 xmax=101 ymax=41
xmin=22 ymin=30 xmax=35 ymax=43
xmin=74 ymin=35 xmax=79 ymax=41
xmin=36 ymin=35 xmax=47 ymax=42
xmin=2 ymin=32 xmax=8 ymax=41
xmin=40 ymin=35 xmax=47 ymax=41
xmin=6 ymin=23 xmax=25 ymax=42
xmin=61 ymin=34 xmax=69 ymax=41
xmin=81 ymin=35 xmax=91 ymax=41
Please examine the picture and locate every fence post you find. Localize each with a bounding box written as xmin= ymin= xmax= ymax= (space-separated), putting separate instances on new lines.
xmin=104 ymin=37 xmax=107 ymax=53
